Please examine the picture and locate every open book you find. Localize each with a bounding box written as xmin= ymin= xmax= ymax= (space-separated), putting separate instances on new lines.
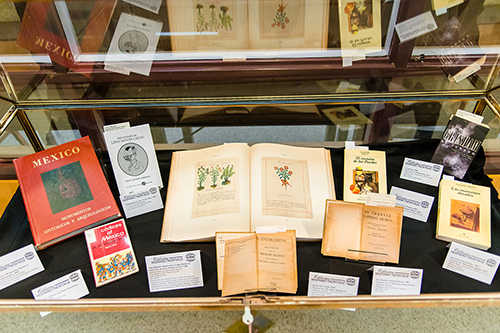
xmin=161 ymin=143 xmax=335 ymax=242
xmin=221 ymin=230 xmax=297 ymax=297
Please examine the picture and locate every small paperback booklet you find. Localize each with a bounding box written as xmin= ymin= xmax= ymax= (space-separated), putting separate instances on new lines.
xmin=84 ymin=219 xmax=139 ymax=287
xmin=221 ymin=230 xmax=297 ymax=297
xmin=431 ymin=113 xmax=490 ymax=179
xmin=322 ymin=199 xmax=403 ymax=264
xmin=161 ymin=143 xmax=335 ymax=242
xmin=13 ymin=136 xmax=121 ymax=250
xmin=436 ymin=179 xmax=491 ymax=250
xmin=343 ymin=148 xmax=387 ymax=204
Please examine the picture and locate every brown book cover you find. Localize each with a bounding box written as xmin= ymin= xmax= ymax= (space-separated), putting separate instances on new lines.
xmin=322 ymin=199 xmax=403 ymax=264
xmin=221 ymin=230 xmax=297 ymax=297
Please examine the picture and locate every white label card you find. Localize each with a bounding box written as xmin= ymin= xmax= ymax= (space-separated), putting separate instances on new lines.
xmin=443 ymin=242 xmax=500 ymax=285
xmin=123 ymin=0 xmax=162 ymax=14
xmin=31 ymin=269 xmax=89 ymax=317
xmin=365 ymin=193 xmax=396 ymax=207
xmin=456 ymin=110 xmax=484 ymax=124
xmin=371 ymin=266 xmax=423 ymax=296
xmin=120 ymin=187 xmax=164 ymax=218
xmin=0 ymin=244 xmax=44 ymax=291
xmin=103 ymin=122 xmax=130 ymax=133
xmin=395 ymin=11 xmax=438 ymax=43
xmin=390 ymin=186 xmax=434 ymax=223
xmin=145 ymin=250 xmax=204 ymax=292
xmin=400 ymin=157 xmax=444 ymax=187
xmin=256 ymin=226 xmax=286 ymax=233
xmin=307 ymin=272 xmax=359 ymax=297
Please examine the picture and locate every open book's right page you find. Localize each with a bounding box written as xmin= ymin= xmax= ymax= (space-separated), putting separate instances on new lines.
xmin=250 ymin=144 xmax=335 ymax=240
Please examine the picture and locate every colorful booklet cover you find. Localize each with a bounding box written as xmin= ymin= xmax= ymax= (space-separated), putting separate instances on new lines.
xmin=84 ymin=218 xmax=139 ymax=287
xmin=13 ymin=136 xmax=121 ymax=250
xmin=431 ymin=114 xmax=490 ymax=179
xmin=436 ymin=179 xmax=491 ymax=250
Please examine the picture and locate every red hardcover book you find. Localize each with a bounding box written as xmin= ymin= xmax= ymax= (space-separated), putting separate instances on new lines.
xmin=84 ymin=218 xmax=138 ymax=287
xmin=13 ymin=136 xmax=121 ymax=250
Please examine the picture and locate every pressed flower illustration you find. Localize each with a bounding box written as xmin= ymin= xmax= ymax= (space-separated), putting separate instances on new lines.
xmin=196 ymin=166 xmax=209 ymax=191
xmin=220 ymin=164 xmax=235 ymax=185
xmin=210 ymin=165 xmax=222 ymax=188
xmin=271 ymin=0 xmax=289 ymax=29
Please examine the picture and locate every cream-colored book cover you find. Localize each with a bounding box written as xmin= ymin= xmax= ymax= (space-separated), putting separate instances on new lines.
xmin=222 ymin=230 xmax=297 ymax=296
xmin=215 ymin=232 xmax=254 ymax=290
xmin=161 ymin=143 xmax=335 ymax=242
xmin=343 ymin=149 xmax=386 ymax=204
xmin=338 ymin=0 xmax=382 ymax=57
xmin=322 ymin=199 xmax=403 ymax=264
xmin=436 ymin=179 xmax=491 ymax=250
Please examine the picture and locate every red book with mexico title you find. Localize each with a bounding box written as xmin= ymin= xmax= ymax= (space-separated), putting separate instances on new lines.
xmin=13 ymin=136 xmax=121 ymax=250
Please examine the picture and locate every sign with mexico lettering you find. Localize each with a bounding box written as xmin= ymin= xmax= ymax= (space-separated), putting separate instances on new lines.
xmin=13 ymin=136 xmax=121 ymax=250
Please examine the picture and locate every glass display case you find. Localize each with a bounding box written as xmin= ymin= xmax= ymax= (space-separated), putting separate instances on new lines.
xmin=0 ymin=0 xmax=499 ymax=312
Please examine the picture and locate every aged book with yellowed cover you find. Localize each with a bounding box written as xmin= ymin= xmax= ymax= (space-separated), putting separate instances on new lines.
xmin=343 ymin=149 xmax=387 ymax=204
xmin=436 ymin=179 xmax=491 ymax=250
xmin=322 ymin=199 xmax=403 ymax=264
xmin=161 ymin=143 xmax=335 ymax=242
xmin=221 ymin=230 xmax=297 ymax=297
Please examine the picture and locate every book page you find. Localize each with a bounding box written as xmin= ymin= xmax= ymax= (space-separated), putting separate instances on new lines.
xmin=358 ymin=205 xmax=403 ymax=264
xmin=321 ymin=200 xmax=363 ymax=258
xmin=256 ymin=230 xmax=297 ymax=294
xmin=191 ymin=157 xmax=240 ymax=218
xmin=161 ymin=143 xmax=251 ymax=242
xmin=222 ymin=234 xmax=258 ymax=297
xmin=250 ymin=143 xmax=335 ymax=240
xmin=215 ymin=232 xmax=254 ymax=290
xmin=261 ymin=156 xmax=312 ymax=219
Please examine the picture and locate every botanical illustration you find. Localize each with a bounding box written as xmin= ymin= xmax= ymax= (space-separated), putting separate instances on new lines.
xmin=192 ymin=157 xmax=239 ymax=219
xmin=262 ymin=156 xmax=312 ymax=219
xmin=450 ymin=199 xmax=480 ymax=232
xmin=344 ymin=1 xmax=374 ymax=35
xmin=41 ymin=161 xmax=93 ymax=215
xmin=95 ymin=251 xmax=137 ymax=285
xmin=350 ymin=167 xmax=379 ymax=195
xmin=271 ymin=1 xmax=290 ymax=30
xmin=259 ymin=0 xmax=305 ymax=39
xmin=274 ymin=165 xmax=293 ymax=189
xmin=195 ymin=2 xmax=233 ymax=32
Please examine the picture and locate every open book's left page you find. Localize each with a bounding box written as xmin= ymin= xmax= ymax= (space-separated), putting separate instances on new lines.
xmin=161 ymin=143 xmax=251 ymax=242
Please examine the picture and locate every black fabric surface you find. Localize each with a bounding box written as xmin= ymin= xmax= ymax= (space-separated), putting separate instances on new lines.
xmin=1 ymin=139 xmax=499 ymax=299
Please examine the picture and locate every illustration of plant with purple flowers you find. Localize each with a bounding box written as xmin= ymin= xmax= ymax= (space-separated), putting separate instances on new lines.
xmin=196 ymin=166 xmax=209 ymax=191
xmin=274 ymin=165 xmax=293 ymax=189
xmin=210 ymin=165 xmax=222 ymax=188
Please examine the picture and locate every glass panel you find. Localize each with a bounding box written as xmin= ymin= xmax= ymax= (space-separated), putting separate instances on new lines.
xmin=0 ymin=0 xmax=498 ymax=102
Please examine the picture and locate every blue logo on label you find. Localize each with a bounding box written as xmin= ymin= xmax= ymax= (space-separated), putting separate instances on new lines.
xmin=487 ymin=259 xmax=497 ymax=267
xmin=24 ymin=252 xmax=34 ymax=260
xmin=70 ymin=273 xmax=80 ymax=282
xmin=346 ymin=278 xmax=355 ymax=286
xmin=421 ymin=201 xmax=429 ymax=209
xmin=410 ymin=271 xmax=420 ymax=279
xmin=186 ymin=253 xmax=196 ymax=262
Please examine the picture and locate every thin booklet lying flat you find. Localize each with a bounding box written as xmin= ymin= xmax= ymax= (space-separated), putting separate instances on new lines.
xmin=161 ymin=143 xmax=335 ymax=242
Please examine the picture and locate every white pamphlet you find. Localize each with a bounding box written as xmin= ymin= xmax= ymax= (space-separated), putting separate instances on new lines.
xmin=104 ymin=13 xmax=163 ymax=76
xmin=371 ymin=266 xmax=423 ymax=296
xmin=123 ymin=0 xmax=162 ymax=14
xmin=390 ymin=186 xmax=435 ymax=222
xmin=120 ymin=187 xmax=164 ymax=218
xmin=307 ymin=272 xmax=359 ymax=297
xmin=400 ymin=157 xmax=444 ymax=187
xmin=145 ymin=250 xmax=204 ymax=292
xmin=395 ymin=11 xmax=438 ymax=43
xmin=0 ymin=244 xmax=44 ymax=291
xmin=104 ymin=123 xmax=163 ymax=195
xmin=443 ymin=242 xmax=500 ymax=285
xmin=31 ymin=269 xmax=89 ymax=317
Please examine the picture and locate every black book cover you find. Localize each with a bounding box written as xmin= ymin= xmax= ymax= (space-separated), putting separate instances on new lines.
xmin=431 ymin=115 xmax=489 ymax=179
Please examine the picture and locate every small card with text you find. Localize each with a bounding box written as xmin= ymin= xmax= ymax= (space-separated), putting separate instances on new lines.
xmin=307 ymin=272 xmax=359 ymax=297
xmin=390 ymin=186 xmax=435 ymax=222
xmin=443 ymin=242 xmax=500 ymax=285
xmin=371 ymin=266 xmax=423 ymax=296
xmin=395 ymin=11 xmax=438 ymax=43
xmin=31 ymin=269 xmax=89 ymax=317
xmin=0 ymin=244 xmax=44 ymax=291
xmin=120 ymin=187 xmax=164 ymax=218
xmin=145 ymin=250 xmax=203 ymax=292
xmin=400 ymin=157 xmax=443 ymax=187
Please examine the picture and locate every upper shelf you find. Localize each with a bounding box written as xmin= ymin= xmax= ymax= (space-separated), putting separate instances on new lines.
xmin=0 ymin=0 xmax=499 ymax=106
